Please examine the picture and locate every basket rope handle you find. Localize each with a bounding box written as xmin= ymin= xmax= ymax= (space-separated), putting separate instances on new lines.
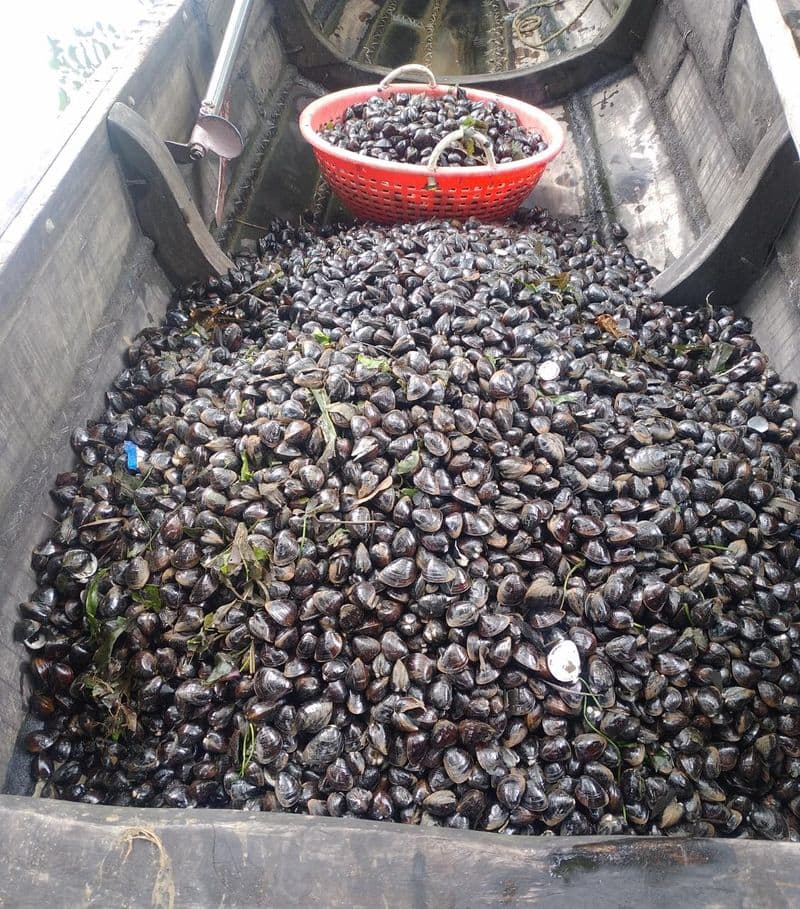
xmin=378 ymin=64 xmax=438 ymax=91
xmin=428 ymin=127 xmax=497 ymax=171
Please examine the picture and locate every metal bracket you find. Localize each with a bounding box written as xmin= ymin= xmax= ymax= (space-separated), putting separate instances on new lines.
xmin=166 ymin=115 xmax=245 ymax=164
xmin=166 ymin=0 xmax=254 ymax=163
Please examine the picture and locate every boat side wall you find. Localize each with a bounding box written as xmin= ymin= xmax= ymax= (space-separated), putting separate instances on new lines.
xmin=637 ymin=0 xmax=785 ymax=235
xmin=739 ymin=204 xmax=800 ymax=384
xmin=0 ymin=0 xmax=286 ymax=789
xmin=636 ymin=1 xmax=800 ymax=386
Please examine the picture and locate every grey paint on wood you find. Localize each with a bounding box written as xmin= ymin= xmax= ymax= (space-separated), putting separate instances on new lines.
xmin=724 ymin=5 xmax=785 ymax=155
xmin=652 ymin=123 xmax=800 ymax=307
xmin=739 ymin=240 xmax=800 ymax=392
xmin=676 ymin=0 xmax=738 ymax=76
xmin=640 ymin=1 xmax=686 ymax=95
xmin=524 ymin=104 xmax=589 ymax=221
xmin=1 ymin=796 xmax=800 ymax=908
xmin=587 ymin=71 xmax=695 ymax=269
xmin=739 ymin=181 xmax=800 ymax=390
xmin=665 ymin=54 xmax=741 ymax=222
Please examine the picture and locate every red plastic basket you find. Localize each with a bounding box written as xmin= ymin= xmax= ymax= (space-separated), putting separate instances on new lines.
xmin=299 ymin=65 xmax=565 ymax=224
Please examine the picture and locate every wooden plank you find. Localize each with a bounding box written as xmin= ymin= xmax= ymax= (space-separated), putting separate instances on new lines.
xmin=1 ymin=795 xmax=800 ymax=908
xmin=651 ymin=121 xmax=800 ymax=306
xmin=107 ymin=102 xmax=233 ymax=285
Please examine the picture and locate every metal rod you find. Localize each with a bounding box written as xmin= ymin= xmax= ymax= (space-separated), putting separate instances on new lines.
xmin=748 ymin=0 xmax=800 ymax=158
xmin=201 ymin=0 xmax=255 ymax=116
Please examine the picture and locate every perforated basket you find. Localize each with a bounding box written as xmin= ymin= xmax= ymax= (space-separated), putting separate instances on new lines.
xmin=299 ymin=65 xmax=565 ymax=224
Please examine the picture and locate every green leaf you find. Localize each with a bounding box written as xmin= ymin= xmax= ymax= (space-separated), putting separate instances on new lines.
xmin=640 ymin=350 xmax=669 ymax=369
xmin=560 ymin=557 xmax=585 ymax=608
xmin=84 ymin=569 xmax=108 ymax=640
xmin=400 ymin=487 xmax=417 ymax=497
xmin=396 ymin=449 xmax=420 ymax=476
xmin=240 ymin=451 xmax=253 ymax=483
xmin=459 ymin=115 xmax=487 ymax=131
xmin=240 ymin=721 xmax=256 ymax=777
xmin=208 ymin=522 xmax=269 ymax=583
xmin=203 ymin=653 xmax=235 ymax=687
xmin=672 ymin=342 xmax=709 ymax=356
xmin=94 ymin=617 xmax=128 ymax=672
xmin=327 ymin=527 xmax=350 ymax=549
xmin=239 ymin=641 xmax=256 ymax=674
xmin=545 ymin=392 xmax=581 ymax=405
xmin=82 ymin=673 xmax=115 ymax=703
xmin=131 ymin=584 xmax=162 ymax=612
xmin=429 ymin=368 xmax=451 ymax=385
xmin=300 ymin=502 xmax=314 ymax=546
xmin=112 ymin=468 xmax=150 ymax=500
xmin=709 ymin=341 xmax=735 ymax=374
xmin=651 ymin=749 xmax=673 ymax=774
xmin=357 ymin=353 xmax=390 ymax=372
xmin=118 ymin=703 xmax=138 ymax=736
xmin=311 ymin=388 xmax=338 ymax=467
xmin=187 ymin=612 xmax=217 ymax=656
xmin=312 ymin=328 xmax=333 ymax=346
xmin=511 ymin=141 xmax=526 ymax=161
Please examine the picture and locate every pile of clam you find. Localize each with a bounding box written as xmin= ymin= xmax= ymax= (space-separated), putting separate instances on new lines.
xmin=318 ymin=89 xmax=547 ymax=166
xmin=20 ymin=211 xmax=800 ymax=840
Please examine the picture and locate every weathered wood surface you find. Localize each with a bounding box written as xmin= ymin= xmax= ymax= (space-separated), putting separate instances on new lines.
xmin=748 ymin=0 xmax=800 ymax=158
xmin=1 ymin=795 xmax=799 ymax=908
xmin=652 ymin=121 xmax=800 ymax=307
xmin=107 ymin=102 xmax=234 ymax=286
xmin=274 ymin=0 xmax=658 ymax=105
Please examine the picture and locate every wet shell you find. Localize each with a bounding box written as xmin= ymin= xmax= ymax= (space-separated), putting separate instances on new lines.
xmin=628 ymin=446 xmax=671 ymax=476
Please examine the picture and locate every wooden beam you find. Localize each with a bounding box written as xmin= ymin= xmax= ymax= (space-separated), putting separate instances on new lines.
xmin=652 ymin=121 xmax=800 ymax=307
xmin=107 ymin=102 xmax=233 ymax=286
xmin=1 ymin=795 xmax=800 ymax=907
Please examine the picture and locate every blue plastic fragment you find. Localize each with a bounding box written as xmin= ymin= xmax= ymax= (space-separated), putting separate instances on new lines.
xmin=123 ymin=440 xmax=138 ymax=471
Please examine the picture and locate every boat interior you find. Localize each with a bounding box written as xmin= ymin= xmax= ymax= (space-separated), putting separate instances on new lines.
xmin=0 ymin=0 xmax=799 ymax=900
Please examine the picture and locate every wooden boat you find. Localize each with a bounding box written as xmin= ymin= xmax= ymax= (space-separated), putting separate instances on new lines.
xmin=0 ymin=1 xmax=799 ymax=903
